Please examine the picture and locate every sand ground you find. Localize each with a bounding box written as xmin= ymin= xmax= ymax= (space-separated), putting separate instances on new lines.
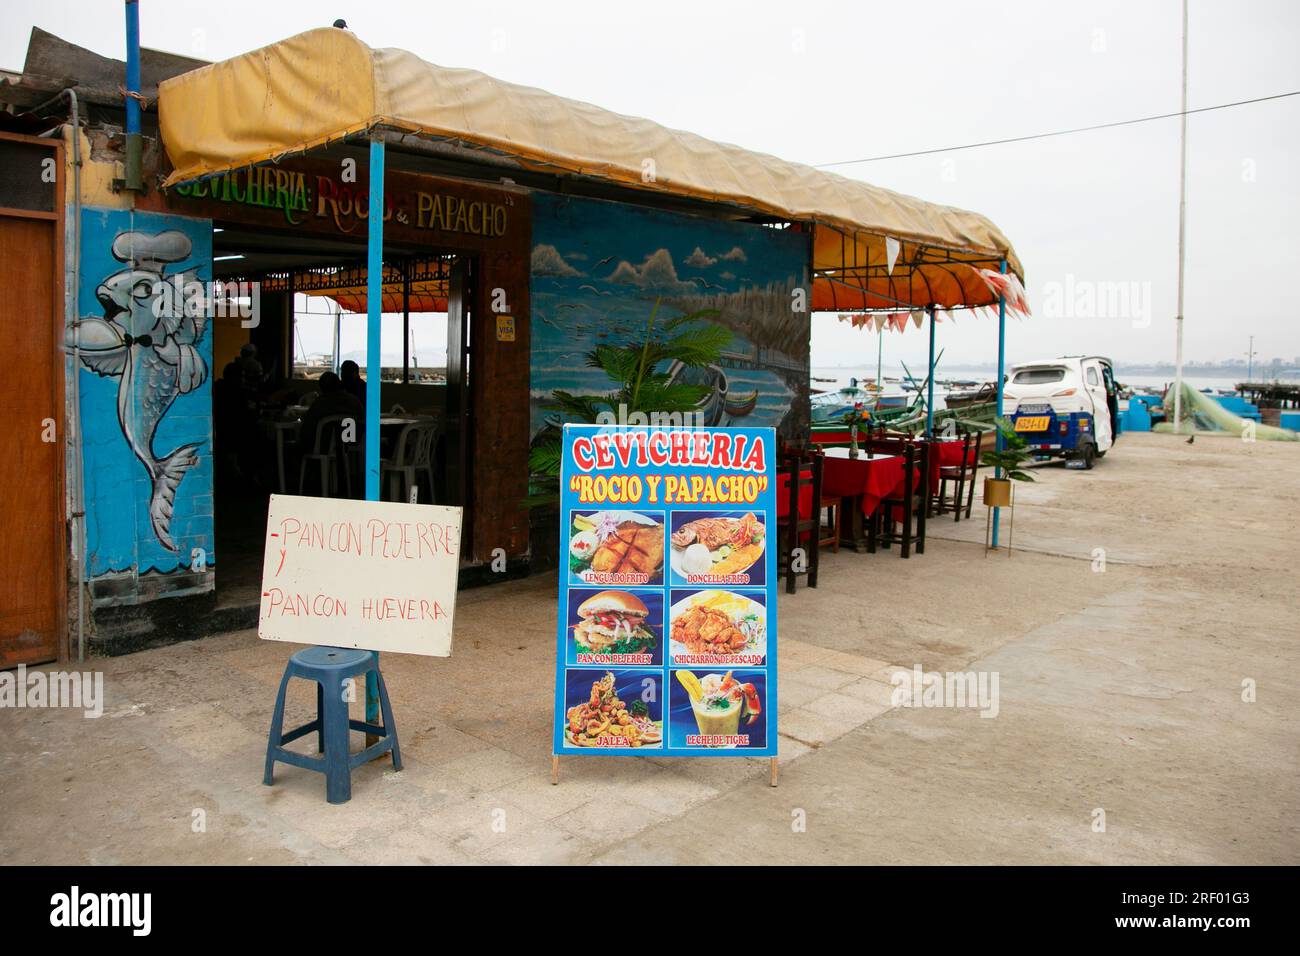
xmin=1 ymin=431 xmax=1297 ymax=865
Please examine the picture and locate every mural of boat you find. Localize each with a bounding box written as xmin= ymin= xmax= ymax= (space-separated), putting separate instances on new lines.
xmin=666 ymin=360 xmax=727 ymax=426
xmin=724 ymin=389 xmax=759 ymax=417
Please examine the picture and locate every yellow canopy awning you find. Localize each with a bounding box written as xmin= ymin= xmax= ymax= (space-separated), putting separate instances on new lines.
xmin=158 ymin=27 xmax=1022 ymax=311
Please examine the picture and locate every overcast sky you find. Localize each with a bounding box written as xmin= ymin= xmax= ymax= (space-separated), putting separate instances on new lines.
xmin=6 ymin=0 xmax=1297 ymax=368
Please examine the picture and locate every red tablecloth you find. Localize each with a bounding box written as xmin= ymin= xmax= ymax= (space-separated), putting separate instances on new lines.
xmin=821 ymin=449 xmax=905 ymax=516
xmin=776 ymin=469 xmax=814 ymax=520
xmin=812 ymin=428 xmax=855 ymax=445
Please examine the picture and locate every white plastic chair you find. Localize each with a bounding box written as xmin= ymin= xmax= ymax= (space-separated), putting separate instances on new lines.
xmin=381 ymin=421 xmax=438 ymax=503
xmin=299 ymin=414 xmax=348 ymax=497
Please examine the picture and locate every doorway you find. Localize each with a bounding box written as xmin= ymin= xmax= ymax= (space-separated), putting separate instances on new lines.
xmin=208 ymin=222 xmax=476 ymax=605
xmin=0 ymin=133 xmax=64 ymax=665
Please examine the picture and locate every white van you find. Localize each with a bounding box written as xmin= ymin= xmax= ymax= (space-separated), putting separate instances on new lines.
xmin=1002 ymin=356 xmax=1120 ymax=468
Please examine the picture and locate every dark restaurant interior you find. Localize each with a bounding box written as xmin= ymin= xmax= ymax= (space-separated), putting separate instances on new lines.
xmin=208 ymin=220 xmax=474 ymax=605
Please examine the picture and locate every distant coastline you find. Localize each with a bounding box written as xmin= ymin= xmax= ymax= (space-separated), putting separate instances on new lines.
xmin=810 ymin=359 xmax=1298 ymax=380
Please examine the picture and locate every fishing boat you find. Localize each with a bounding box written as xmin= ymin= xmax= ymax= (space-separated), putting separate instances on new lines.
xmin=944 ymin=381 xmax=997 ymax=409
xmin=666 ymin=360 xmax=727 ymax=426
xmin=809 ymin=404 xmax=995 ymax=442
xmin=539 ymin=360 xmax=727 ymax=429
xmin=723 ymin=389 xmax=759 ymax=417
xmin=809 ymin=378 xmax=909 ymax=423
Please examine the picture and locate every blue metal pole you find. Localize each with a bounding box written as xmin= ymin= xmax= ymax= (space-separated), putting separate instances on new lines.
xmin=124 ymin=2 xmax=140 ymax=136
xmin=365 ymin=135 xmax=385 ymax=728
xmin=925 ymin=305 xmax=937 ymax=437
xmin=991 ymin=258 xmax=1008 ymax=548
xmin=123 ymin=1 xmax=143 ymax=190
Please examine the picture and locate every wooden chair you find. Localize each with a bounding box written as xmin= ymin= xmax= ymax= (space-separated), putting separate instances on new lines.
xmin=777 ymin=448 xmax=824 ymax=592
xmin=959 ymin=429 xmax=991 ymax=520
xmin=866 ymin=438 xmax=928 ymax=558
xmin=934 ymin=428 xmax=977 ymax=521
xmin=818 ymin=489 xmax=841 ymax=554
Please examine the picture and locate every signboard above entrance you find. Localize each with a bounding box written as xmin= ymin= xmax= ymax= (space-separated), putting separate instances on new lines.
xmin=139 ymin=159 xmax=530 ymax=253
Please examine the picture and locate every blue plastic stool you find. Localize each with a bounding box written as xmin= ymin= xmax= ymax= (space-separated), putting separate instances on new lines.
xmin=262 ymin=646 xmax=401 ymax=804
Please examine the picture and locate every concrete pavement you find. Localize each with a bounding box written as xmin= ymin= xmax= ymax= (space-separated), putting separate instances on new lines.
xmin=2 ymin=432 xmax=1296 ymax=864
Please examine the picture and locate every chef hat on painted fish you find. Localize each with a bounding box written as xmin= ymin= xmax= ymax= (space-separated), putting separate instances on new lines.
xmin=110 ymin=230 xmax=193 ymax=271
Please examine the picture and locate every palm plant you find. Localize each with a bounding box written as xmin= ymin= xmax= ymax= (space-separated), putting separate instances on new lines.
xmin=980 ymin=416 xmax=1036 ymax=482
xmin=526 ymin=298 xmax=728 ymax=507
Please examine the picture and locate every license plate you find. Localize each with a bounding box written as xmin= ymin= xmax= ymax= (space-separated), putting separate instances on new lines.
xmin=1015 ymin=416 xmax=1050 ymax=432
xmin=1017 ymin=403 xmax=1051 ymax=415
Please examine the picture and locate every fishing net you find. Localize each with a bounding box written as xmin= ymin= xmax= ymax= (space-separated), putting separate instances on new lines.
xmin=1153 ymin=383 xmax=1299 ymax=441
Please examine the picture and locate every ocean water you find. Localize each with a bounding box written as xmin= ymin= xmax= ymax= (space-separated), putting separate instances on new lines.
xmin=810 ymin=366 xmax=1250 ymax=395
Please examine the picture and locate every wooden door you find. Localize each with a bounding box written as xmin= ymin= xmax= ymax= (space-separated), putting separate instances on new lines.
xmin=0 ymin=136 xmax=64 ymax=666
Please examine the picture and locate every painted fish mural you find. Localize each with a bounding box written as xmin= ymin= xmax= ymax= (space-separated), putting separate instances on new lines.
xmin=69 ymin=230 xmax=209 ymax=552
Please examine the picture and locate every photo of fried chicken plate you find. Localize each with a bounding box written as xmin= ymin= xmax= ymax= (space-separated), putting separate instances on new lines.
xmin=671 ymin=604 xmax=749 ymax=655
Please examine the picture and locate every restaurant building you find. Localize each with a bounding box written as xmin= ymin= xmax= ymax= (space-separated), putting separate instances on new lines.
xmin=0 ymin=25 xmax=1020 ymax=661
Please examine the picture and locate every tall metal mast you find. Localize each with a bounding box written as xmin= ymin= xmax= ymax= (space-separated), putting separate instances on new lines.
xmin=1173 ymin=0 xmax=1189 ymax=433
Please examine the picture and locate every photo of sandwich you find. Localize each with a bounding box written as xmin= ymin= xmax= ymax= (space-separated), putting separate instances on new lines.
xmin=569 ymin=510 xmax=665 ymax=585
xmin=670 ymin=511 xmax=766 ymax=583
xmin=571 ymin=590 xmax=658 ymax=660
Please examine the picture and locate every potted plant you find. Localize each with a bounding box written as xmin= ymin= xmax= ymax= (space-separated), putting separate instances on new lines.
xmin=980 ymin=416 xmax=1035 ymax=508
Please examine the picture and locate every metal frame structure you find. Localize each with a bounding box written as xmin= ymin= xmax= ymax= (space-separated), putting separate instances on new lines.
xmin=812 ymin=234 xmax=1012 ymax=546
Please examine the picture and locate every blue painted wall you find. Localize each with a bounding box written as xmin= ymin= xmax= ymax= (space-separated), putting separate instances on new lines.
xmin=530 ymin=194 xmax=810 ymax=439
xmin=76 ymin=208 xmax=214 ymax=603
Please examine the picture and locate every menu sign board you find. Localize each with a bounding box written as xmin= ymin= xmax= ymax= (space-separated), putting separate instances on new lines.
xmin=553 ymin=425 xmax=777 ymax=757
xmin=258 ymin=494 xmax=463 ymax=656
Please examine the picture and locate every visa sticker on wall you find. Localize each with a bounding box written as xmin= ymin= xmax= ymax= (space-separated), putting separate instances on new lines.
xmin=553 ymin=425 xmax=777 ymax=757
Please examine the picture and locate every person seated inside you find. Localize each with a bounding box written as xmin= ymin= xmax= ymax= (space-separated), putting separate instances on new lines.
xmin=339 ymin=359 xmax=367 ymax=408
xmin=300 ymin=372 xmax=363 ymax=448
xmin=238 ymin=342 xmax=264 ymax=394
xmin=213 ymin=360 xmax=256 ymax=485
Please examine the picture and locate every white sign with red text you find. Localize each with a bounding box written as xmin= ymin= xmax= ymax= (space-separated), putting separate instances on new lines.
xmin=257 ymin=494 xmax=462 ymax=656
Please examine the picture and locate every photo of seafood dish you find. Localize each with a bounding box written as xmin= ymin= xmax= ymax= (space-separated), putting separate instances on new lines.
xmin=671 ymin=512 xmax=765 ymax=583
xmin=569 ymin=510 xmax=664 ymax=585
xmin=571 ymin=590 xmax=658 ymax=662
xmin=564 ymin=670 xmax=662 ymax=748
xmin=668 ymin=590 xmax=766 ymax=665
xmin=674 ymin=670 xmax=763 ymax=748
